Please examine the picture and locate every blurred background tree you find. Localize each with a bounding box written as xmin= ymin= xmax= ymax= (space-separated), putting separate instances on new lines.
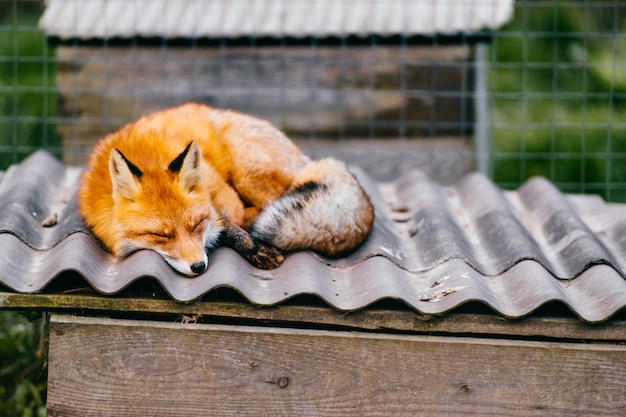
xmin=490 ymin=0 xmax=626 ymax=201
xmin=1 ymin=2 xmax=51 ymax=415
xmin=0 ymin=312 xmax=46 ymax=417
xmin=0 ymin=0 xmax=60 ymax=169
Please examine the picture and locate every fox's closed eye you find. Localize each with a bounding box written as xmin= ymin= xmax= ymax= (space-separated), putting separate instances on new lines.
xmin=133 ymin=230 xmax=173 ymax=242
xmin=191 ymin=217 xmax=208 ymax=232
xmin=152 ymin=232 xmax=173 ymax=240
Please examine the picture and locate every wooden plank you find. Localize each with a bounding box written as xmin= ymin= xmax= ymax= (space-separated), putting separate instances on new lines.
xmin=47 ymin=315 xmax=626 ymax=417
xmin=55 ymin=44 xmax=474 ymax=181
xmin=2 ymin=292 xmax=625 ymax=342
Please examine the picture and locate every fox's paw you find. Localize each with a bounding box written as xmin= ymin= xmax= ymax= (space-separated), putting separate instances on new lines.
xmin=245 ymin=242 xmax=284 ymax=270
xmin=219 ymin=219 xmax=284 ymax=269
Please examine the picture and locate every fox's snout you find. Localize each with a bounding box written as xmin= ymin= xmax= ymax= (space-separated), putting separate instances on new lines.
xmin=190 ymin=261 xmax=207 ymax=275
xmin=162 ymin=248 xmax=209 ymax=277
xmin=161 ymin=224 xmax=223 ymax=277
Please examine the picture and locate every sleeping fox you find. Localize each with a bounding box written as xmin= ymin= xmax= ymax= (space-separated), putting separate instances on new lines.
xmin=78 ymin=103 xmax=374 ymax=276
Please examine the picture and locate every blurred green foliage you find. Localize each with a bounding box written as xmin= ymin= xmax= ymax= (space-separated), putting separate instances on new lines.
xmin=489 ymin=0 xmax=626 ymax=201
xmin=1 ymin=3 xmax=52 ymax=415
xmin=0 ymin=0 xmax=60 ymax=169
xmin=0 ymin=312 xmax=46 ymax=417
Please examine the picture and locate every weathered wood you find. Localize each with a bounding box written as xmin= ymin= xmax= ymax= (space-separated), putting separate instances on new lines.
xmin=2 ymin=292 xmax=625 ymax=342
xmin=47 ymin=315 xmax=626 ymax=417
xmin=55 ymin=44 xmax=474 ymax=182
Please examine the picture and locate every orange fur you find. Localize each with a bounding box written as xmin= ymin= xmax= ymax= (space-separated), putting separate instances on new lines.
xmin=78 ymin=103 xmax=374 ymax=276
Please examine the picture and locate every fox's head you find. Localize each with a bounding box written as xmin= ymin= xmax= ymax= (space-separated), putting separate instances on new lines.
xmin=108 ymin=140 xmax=223 ymax=276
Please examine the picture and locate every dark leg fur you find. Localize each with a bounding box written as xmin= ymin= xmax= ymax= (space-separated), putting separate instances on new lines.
xmin=218 ymin=219 xmax=284 ymax=269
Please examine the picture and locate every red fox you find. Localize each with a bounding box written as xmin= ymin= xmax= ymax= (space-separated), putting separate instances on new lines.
xmin=78 ymin=103 xmax=374 ymax=276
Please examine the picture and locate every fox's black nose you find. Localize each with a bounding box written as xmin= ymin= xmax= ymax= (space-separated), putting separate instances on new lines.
xmin=191 ymin=261 xmax=207 ymax=274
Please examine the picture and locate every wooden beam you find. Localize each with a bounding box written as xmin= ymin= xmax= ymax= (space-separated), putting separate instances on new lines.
xmin=2 ymin=292 xmax=625 ymax=341
xmin=47 ymin=315 xmax=626 ymax=417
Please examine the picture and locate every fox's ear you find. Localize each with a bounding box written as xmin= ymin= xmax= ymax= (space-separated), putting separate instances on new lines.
xmin=169 ymin=140 xmax=202 ymax=193
xmin=109 ymin=148 xmax=142 ymax=201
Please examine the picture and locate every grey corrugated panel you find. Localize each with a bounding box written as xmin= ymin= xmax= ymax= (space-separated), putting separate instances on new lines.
xmin=39 ymin=0 xmax=514 ymax=39
xmin=1 ymin=150 xmax=626 ymax=322
xmin=2 ymin=232 xmax=626 ymax=323
xmin=0 ymin=151 xmax=84 ymax=250
xmin=349 ymin=169 xmax=626 ymax=278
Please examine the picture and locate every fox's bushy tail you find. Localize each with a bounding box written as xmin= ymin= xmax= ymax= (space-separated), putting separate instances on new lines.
xmin=250 ymin=158 xmax=374 ymax=257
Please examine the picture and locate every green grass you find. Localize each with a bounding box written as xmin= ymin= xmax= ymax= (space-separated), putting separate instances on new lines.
xmin=489 ymin=1 xmax=626 ymax=201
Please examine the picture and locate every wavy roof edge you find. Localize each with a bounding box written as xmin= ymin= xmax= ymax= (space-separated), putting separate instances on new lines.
xmin=1 ymin=237 xmax=625 ymax=323
xmin=1 ymin=150 xmax=626 ymax=323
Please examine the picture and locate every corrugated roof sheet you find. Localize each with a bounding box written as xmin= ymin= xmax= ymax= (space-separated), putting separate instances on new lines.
xmin=40 ymin=0 xmax=514 ymax=39
xmin=1 ymin=150 xmax=626 ymax=323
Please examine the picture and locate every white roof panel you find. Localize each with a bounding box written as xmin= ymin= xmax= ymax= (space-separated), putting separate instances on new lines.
xmin=40 ymin=0 xmax=514 ymax=39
